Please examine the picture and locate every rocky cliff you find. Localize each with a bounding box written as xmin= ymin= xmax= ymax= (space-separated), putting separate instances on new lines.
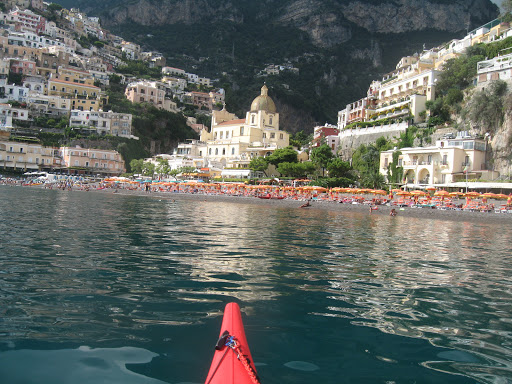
xmin=92 ymin=0 xmax=498 ymax=48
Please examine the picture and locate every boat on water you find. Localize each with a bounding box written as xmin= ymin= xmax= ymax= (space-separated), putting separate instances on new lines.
xmin=205 ymin=302 xmax=260 ymax=384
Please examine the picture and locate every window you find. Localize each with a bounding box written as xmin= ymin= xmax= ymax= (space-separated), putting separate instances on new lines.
xmin=220 ymin=132 xmax=223 ymax=139
xmin=280 ymin=133 xmax=283 ymax=139
xmin=222 ymin=148 xmax=226 ymax=155
xmin=270 ymin=133 xmax=275 ymax=139
xmin=215 ymin=148 xmax=218 ymax=155
xmin=251 ymin=115 xmax=255 ymax=124
xmin=240 ymin=127 xmax=244 ymax=135
xmin=263 ymin=133 xmax=266 ymax=138
xmin=209 ymin=148 xmax=212 ymax=155
xmin=231 ymin=147 xmax=235 ymax=155
xmin=442 ymin=154 xmax=447 ymax=165
xmin=269 ymin=116 xmax=273 ymax=125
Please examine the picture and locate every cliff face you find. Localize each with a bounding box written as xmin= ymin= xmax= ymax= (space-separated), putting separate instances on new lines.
xmin=96 ymin=0 xmax=498 ymax=48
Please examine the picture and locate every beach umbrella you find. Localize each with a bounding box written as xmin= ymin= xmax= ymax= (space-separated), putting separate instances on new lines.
xmin=425 ymin=186 xmax=437 ymax=191
xmin=481 ymin=192 xmax=497 ymax=199
xmin=410 ymin=190 xmax=427 ymax=196
xmin=494 ymin=193 xmax=509 ymax=200
xmin=434 ymin=190 xmax=450 ymax=197
xmin=391 ymin=188 xmax=402 ymax=193
xmin=372 ymin=190 xmax=387 ymax=195
xmin=465 ymin=191 xmax=481 ymax=197
xmin=396 ymin=191 xmax=411 ymax=196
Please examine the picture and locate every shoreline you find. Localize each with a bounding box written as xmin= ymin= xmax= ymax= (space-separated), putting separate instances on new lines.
xmin=92 ymin=186 xmax=512 ymax=224
xmin=3 ymin=182 xmax=512 ymax=224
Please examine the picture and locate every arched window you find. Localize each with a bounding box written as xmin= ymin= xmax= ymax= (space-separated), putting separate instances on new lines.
xmin=251 ymin=114 xmax=255 ymax=124
xmin=222 ymin=148 xmax=226 ymax=155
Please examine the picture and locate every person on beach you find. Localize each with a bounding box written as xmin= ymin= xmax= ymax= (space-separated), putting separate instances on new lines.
xmin=390 ymin=208 xmax=397 ymax=216
xmin=300 ymin=199 xmax=311 ymax=208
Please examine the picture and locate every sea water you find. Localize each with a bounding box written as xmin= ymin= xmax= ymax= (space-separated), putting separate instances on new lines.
xmin=1 ymin=185 xmax=511 ymax=384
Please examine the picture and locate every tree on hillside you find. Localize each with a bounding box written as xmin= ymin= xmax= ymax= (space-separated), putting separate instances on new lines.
xmin=503 ymin=0 xmax=512 ymax=14
xmin=351 ymin=143 xmax=386 ymax=189
xmin=265 ymin=146 xmax=298 ymax=166
xmin=249 ymin=156 xmax=269 ymax=176
xmin=310 ymin=144 xmax=334 ymax=176
xmin=464 ymin=79 xmax=508 ymax=133
xmin=129 ymin=159 xmax=144 ymax=174
xmin=155 ymin=158 xmax=171 ymax=179
xmin=436 ymin=52 xmax=485 ymax=95
xmin=326 ymin=158 xmax=352 ymax=179
xmin=277 ymin=161 xmax=316 ymax=178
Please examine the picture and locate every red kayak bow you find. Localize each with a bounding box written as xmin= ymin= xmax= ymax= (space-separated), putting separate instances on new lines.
xmin=205 ymin=302 xmax=260 ymax=384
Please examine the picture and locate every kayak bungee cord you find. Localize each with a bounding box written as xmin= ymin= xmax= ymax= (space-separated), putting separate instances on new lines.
xmin=206 ymin=331 xmax=261 ymax=384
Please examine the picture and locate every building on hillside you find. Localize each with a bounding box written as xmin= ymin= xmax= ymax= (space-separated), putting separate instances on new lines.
xmin=27 ymin=93 xmax=71 ymax=116
xmin=9 ymin=8 xmax=46 ymax=34
xmin=55 ymin=66 xmax=95 ymax=85
xmin=476 ymin=53 xmax=512 ymax=86
xmin=0 ymin=103 xmax=29 ymax=126
xmin=197 ymin=84 xmax=290 ymax=169
xmin=69 ymin=109 xmax=133 ymax=137
xmin=47 ymin=78 xmax=106 ymax=111
xmin=120 ymin=41 xmax=140 ymax=60
xmin=125 ymin=80 xmax=165 ymax=107
xmin=379 ymin=132 xmax=497 ymax=186
xmin=9 ymin=58 xmax=36 ymax=75
xmin=185 ymin=91 xmax=212 ymax=111
xmin=312 ymin=124 xmax=339 ymax=153
xmin=162 ymin=66 xmax=186 ymax=77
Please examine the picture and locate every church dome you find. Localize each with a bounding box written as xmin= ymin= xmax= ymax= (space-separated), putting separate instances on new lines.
xmin=250 ymin=85 xmax=276 ymax=113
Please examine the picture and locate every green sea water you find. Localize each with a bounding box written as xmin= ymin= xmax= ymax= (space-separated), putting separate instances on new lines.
xmin=1 ymin=185 xmax=511 ymax=384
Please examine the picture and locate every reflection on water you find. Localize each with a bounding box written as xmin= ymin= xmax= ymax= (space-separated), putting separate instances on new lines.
xmin=1 ymin=186 xmax=512 ymax=383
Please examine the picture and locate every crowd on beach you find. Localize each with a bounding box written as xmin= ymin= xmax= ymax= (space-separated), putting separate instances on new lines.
xmin=4 ymin=175 xmax=512 ymax=215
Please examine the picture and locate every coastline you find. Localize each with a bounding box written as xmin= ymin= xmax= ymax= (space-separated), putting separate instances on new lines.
xmin=3 ymin=183 xmax=511 ymax=223
xmin=84 ymin=185 xmax=512 ymax=224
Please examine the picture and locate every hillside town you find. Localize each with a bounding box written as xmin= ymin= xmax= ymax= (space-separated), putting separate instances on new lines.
xmin=0 ymin=1 xmax=511 ymax=191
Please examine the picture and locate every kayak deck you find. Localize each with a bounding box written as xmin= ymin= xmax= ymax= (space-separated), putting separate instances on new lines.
xmin=205 ymin=302 xmax=260 ymax=384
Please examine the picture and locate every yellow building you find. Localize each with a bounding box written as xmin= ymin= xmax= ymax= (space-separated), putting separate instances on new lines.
xmin=379 ymin=134 xmax=498 ymax=186
xmin=47 ymin=79 xmax=107 ymax=111
xmin=55 ymin=67 xmax=95 ymax=86
xmin=0 ymin=140 xmax=55 ymax=172
xmin=199 ymin=85 xmax=290 ymax=168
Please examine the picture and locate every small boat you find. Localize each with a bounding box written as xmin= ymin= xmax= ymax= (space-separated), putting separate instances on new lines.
xmin=205 ymin=302 xmax=260 ymax=384
xmin=258 ymin=195 xmax=271 ymax=199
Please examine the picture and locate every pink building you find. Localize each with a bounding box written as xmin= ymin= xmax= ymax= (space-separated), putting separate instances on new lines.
xmin=10 ymin=59 xmax=37 ymax=76
xmin=59 ymin=146 xmax=126 ymax=176
xmin=186 ymin=91 xmax=212 ymax=110
xmin=125 ymin=81 xmax=165 ymax=108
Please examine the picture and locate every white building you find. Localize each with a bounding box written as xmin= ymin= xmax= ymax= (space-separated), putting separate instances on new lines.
xmin=69 ymin=109 xmax=133 ymax=137
xmin=379 ymin=132 xmax=497 ymax=186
